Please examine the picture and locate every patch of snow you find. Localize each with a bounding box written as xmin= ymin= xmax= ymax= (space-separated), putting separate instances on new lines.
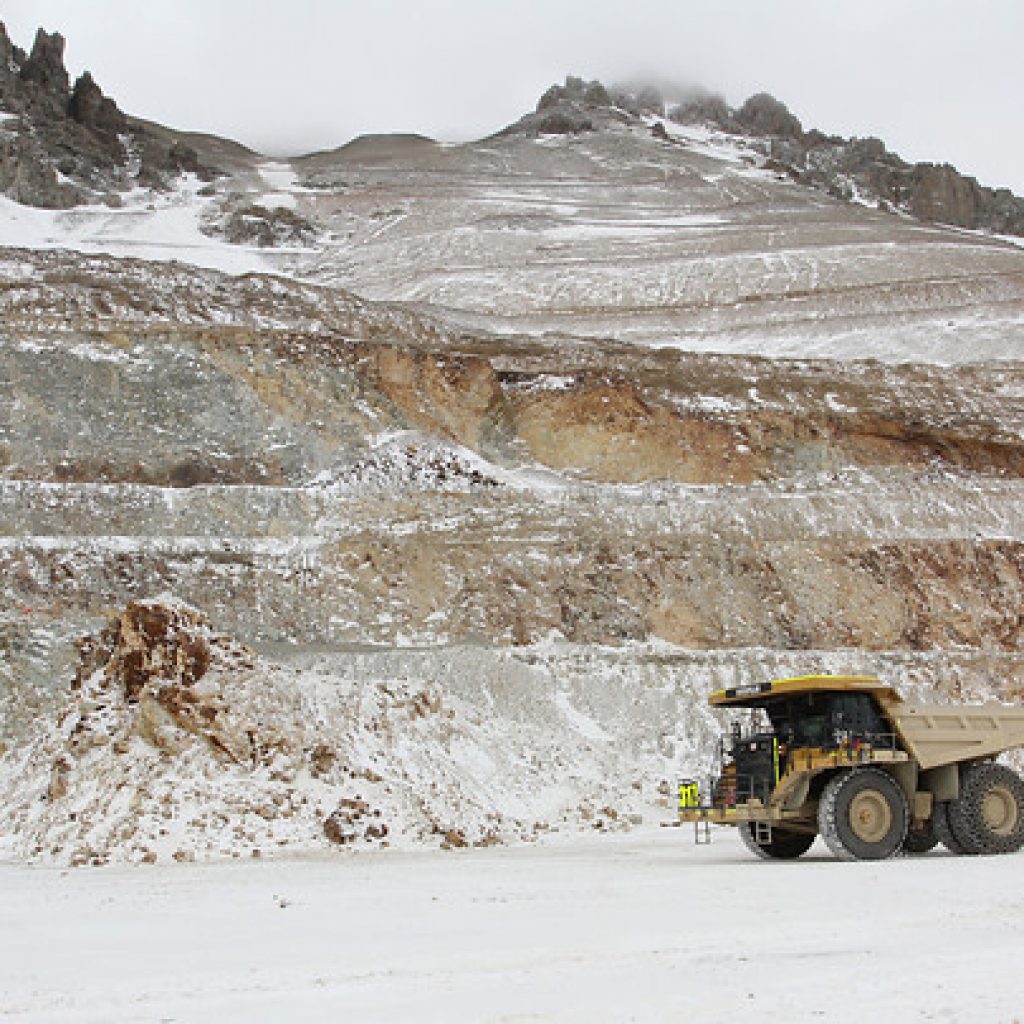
xmin=642 ymin=115 xmax=759 ymax=167
xmin=0 ymin=177 xmax=272 ymax=276
xmin=825 ymin=392 xmax=857 ymax=413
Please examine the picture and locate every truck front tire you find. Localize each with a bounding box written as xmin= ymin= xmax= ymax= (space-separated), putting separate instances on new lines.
xmin=738 ymin=822 xmax=816 ymax=860
xmin=818 ymin=767 xmax=908 ymax=861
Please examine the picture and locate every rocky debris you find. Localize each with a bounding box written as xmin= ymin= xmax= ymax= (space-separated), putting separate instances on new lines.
xmin=1 ymin=596 xmax=666 ymax=865
xmin=70 ymin=599 xmax=258 ymax=762
xmin=338 ymin=439 xmax=502 ymax=491
xmin=0 ymin=21 xmax=224 ymax=208
xmin=202 ymin=202 xmax=318 ymax=248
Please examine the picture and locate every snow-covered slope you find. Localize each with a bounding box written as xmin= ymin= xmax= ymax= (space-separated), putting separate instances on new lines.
xmin=4 ymin=114 xmax=1023 ymax=364
xmin=282 ymin=121 xmax=1024 ymax=364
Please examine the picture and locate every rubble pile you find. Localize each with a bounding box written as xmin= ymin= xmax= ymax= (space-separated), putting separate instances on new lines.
xmin=0 ymin=598 xmax=656 ymax=865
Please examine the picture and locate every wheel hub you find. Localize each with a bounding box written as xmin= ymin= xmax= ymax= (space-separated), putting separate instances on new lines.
xmin=981 ymin=784 xmax=1019 ymax=836
xmin=849 ymin=789 xmax=892 ymax=844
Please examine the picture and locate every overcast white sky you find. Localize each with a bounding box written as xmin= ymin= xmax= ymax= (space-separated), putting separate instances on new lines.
xmin=4 ymin=0 xmax=1023 ymax=193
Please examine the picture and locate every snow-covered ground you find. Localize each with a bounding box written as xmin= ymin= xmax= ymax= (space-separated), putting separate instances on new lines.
xmin=0 ymin=827 xmax=1018 ymax=1022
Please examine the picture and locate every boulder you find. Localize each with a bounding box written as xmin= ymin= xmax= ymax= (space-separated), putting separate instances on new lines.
xmin=73 ymin=598 xmax=255 ymax=763
xmin=208 ymin=203 xmax=318 ymax=247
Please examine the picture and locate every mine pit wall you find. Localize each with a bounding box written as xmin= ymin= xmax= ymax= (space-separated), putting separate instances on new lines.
xmin=5 ymin=324 xmax=1024 ymax=757
xmin=5 ymin=532 xmax=1024 ymax=662
xmin=4 ymin=479 xmax=1024 ymax=751
xmin=6 ymin=328 xmax=1024 ymax=489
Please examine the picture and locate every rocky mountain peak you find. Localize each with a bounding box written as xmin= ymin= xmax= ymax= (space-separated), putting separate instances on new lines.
xmin=0 ymin=22 xmax=226 ymax=209
xmin=496 ymin=75 xmax=633 ymax=138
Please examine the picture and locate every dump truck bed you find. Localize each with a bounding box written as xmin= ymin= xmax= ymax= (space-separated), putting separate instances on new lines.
xmin=890 ymin=702 xmax=1024 ymax=770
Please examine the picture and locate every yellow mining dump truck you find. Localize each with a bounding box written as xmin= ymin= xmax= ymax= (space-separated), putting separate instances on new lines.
xmin=678 ymin=675 xmax=1024 ymax=860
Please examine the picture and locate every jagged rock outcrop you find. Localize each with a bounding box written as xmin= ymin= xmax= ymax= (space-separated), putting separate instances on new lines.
xmin=734 ymin=92 xmax=802 ymax=138
xmin=0 ymin=21 xmax=224 ymax=207
xmin=537 ymin=75 xmax=611 ymax=111
xmin=496 ymin=75 xmax=629 ymax=137
xmin=18 ymin=28 xmax=70 ymax=113
xmin=67 ymin=70 xmax=127 ymax=134
xmin=611 ymin=84 xmax=666 ymax=118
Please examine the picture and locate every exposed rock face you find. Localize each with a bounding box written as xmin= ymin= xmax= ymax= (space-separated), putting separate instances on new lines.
xmin=0 ymin=21 xmax=224 ymax=207
xmin=658 ymin=80 xmax=1024 ymax=236
xmin=779 ymin=136 xmax=1024 ymax=235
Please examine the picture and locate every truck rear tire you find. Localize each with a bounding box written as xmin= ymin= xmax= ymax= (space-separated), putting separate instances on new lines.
xmin=932 ymin=801 xmax=967 ymax=854
xmin=818 ymin=767 xmax=908 ymax=861
xmin=738 ymin=822 xmax=815 ymax=860
xmin=947 ymin=762 xmax=1024 ymax=855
